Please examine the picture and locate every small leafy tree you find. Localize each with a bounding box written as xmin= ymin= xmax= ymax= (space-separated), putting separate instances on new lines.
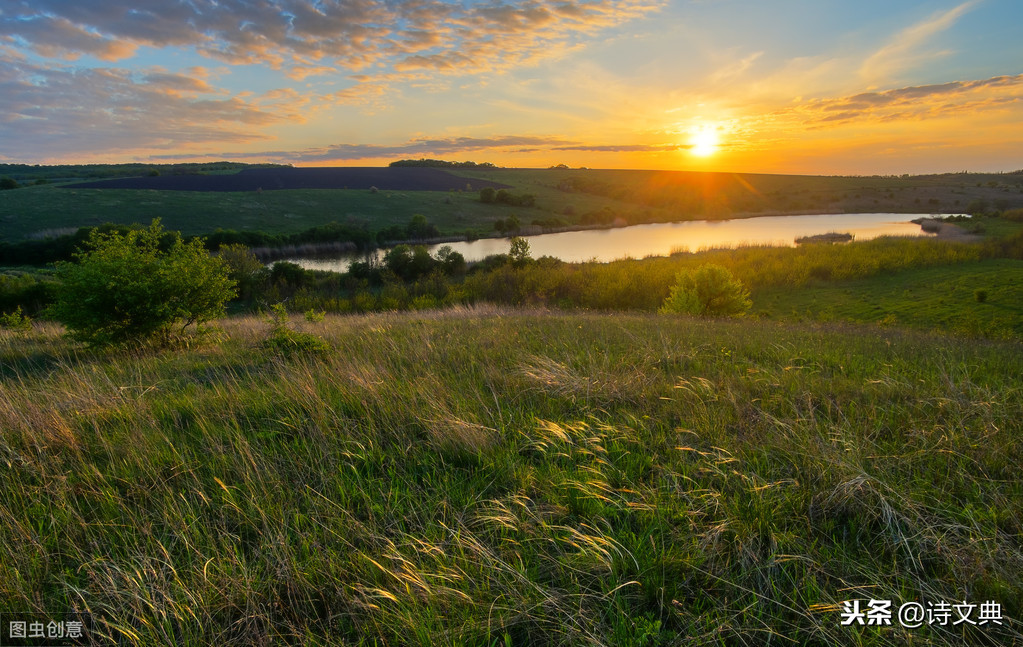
xmin=436 ymin=246 xmax=466 ymax=275
xmin=49 ymin=220 xmax=236 ymax=346
xmin=509 ymin=237 xmax=532 ymax=267
xmin=659 ymin=264 xmax=751 ymax=317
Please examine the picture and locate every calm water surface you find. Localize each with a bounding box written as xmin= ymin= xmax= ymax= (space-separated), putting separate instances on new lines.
xmin=283 ymin=212 xmax=946 ymax=272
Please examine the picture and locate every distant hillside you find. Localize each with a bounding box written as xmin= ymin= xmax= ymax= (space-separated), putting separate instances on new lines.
xmin=60 ymin=166 xmax=512 ymax=192
xmin=3 ymin=165 xmax=1022 ymax=246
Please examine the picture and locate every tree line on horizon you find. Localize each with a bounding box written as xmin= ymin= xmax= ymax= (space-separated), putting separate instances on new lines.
xmin=0 ymin=162 xmax=286 ymax=184
xmin=388 ymin=159 xmax=497 ymax=168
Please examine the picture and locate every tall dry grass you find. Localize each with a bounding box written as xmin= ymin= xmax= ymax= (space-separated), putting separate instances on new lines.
xmin=0 ymin=308 xmax=1020 ymax=645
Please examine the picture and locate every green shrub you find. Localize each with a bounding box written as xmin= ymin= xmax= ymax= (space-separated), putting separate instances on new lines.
xmin=659 ymin=263 xmax=751 ymax=317
xmin=304 ymin=308 xmax=326 ymax=322
xmin=1001 ymin=208 xmax=1023 ymax=222
xmin=406 ymin=214 xmax=439 ymax=239
xmin=263 ymin=304 xmax=330 ymax=355
xmin=48 ymin=220 xmax=236 ymax=346
xmin=217 ymin=243 xmax=266 ymax=300
xmin=0 ymin=306 xmax=31 ymax=333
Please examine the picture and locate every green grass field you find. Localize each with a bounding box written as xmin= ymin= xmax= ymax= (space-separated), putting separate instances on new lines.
xmin=0 ymin=183 xmax=514 ymax=243
xmin=755 ymin=258 xmax=1023 ymax=338
xmin=1 ymin=308 xmax=1021 ymax=645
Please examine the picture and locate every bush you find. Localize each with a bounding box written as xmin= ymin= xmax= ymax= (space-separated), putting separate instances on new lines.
xmin=48 ymin=220 xmax=236 ymax=346
xmin=217 ymin=243 xmax=266 ymax=300
xmin=262 ymin=304 xmax=329 ymax=355
xmin=659 ymin=264 xmax=751 ymax=317
xmin=0 ymin=306 xmax=31 ymax=333
xmin=383 ymin=244 xmax=437 ymax=281
xmin=966 ymin=199 xmax=989 ymax=216
xmin=406 ymin=214 xmax=439 ymax=240
xmin=0 ymin=272 xmax=58 ymax=314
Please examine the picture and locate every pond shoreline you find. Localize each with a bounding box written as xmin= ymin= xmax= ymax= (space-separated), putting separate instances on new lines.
xmin=273 ymin=212 xmax=963 ymax=273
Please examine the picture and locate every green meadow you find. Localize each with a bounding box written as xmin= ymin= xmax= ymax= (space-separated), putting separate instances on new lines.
xmin=2 ymin=309 xmax=1021 ymax=645
xmin=755 ymin=258 xmax=1023 ymax=338
xmin=0 ymin=184 xmax=505 ymax=243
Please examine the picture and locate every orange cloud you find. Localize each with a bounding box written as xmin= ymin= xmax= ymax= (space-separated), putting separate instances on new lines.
xmin=781 ymin=74 xmax=1023 ymax=127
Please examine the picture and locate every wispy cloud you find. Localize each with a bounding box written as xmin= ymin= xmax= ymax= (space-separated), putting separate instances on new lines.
xmin=860 ymin=0 xmax=981 ymax=82
xmin=709 ymin=51 xmax=763 ymax=84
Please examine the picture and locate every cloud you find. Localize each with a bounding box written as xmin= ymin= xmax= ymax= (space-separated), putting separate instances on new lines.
xmin=1 ymin=0 xmax=662 ymax=78
xmin=281 ymin=135 xmax=577 ymax=162
xmin=709 ymin=51 xmax=763 ymax=84
xmin=0 ymin=58 xmax=294 ymax=158
xmin=787 ymin=73 xmax=1023 ymax=127
xmin=0 ymin=14 xmax=139 ymax=61
xmin=146 ymin=134 xmax=684 ymax=163
xmin=860 ymin=0 xmax=981 ymax=81
xmin=552 ymin=144 xmax=686 ymax=152
xmin=0 ymin=1 xmax=663 ymax=160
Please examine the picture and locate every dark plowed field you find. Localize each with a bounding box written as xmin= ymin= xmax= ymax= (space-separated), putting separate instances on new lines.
xmin=60 ymin=167 xmax=512 ymax=192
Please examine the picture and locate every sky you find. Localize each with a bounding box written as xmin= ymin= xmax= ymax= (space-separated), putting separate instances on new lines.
xmin=1 ymin=0 xmax=1021 ymax=174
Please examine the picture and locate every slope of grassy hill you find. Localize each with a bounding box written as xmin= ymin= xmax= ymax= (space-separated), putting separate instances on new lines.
xmin=1 ymin=308 xmax=1020 ymax=645
xmin=755 ymin=258 xmax=1023 ymax=338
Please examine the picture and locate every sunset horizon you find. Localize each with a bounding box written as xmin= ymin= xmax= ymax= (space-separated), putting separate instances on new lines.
xmin=2 ymin=0 xmax=1021 ymax=175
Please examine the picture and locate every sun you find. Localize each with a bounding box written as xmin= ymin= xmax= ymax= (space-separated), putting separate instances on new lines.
xmin=690 ymin=127 xmax=719 ymax=157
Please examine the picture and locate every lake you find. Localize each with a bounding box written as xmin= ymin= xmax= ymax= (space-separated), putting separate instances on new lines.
xmin=281 ymin=212 xmax=949 ymax=272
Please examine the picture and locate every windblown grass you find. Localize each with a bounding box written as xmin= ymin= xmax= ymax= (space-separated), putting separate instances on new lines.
xmin=1 ymin=307 xmax=1021 ymax=645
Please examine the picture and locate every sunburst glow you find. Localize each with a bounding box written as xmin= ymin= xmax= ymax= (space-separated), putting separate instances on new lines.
xmin=690 ymin=128 xmax=720 ymax=157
